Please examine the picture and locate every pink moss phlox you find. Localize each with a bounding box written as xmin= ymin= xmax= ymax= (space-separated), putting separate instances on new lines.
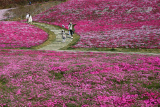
xmin=0 ymin=49 xmax=159 ymax=106
xmin=33 ymin=0 xmax=160 ymax=49
xmin=0 ymin=21 xmax=48 ymax=48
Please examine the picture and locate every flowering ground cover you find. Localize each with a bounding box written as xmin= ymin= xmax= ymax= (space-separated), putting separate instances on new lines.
xmin=0 ymin=49 xmax=159 ymax=106
xmin=33 ymin=0 xmax=160 ymax=49
xmin=0 ymin=21 xmax=48 ymax=48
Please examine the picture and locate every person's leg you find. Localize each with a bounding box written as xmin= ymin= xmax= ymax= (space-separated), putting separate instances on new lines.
xmin=70 ymin=30 xmax=73 ymax=38
xmin=62 ymin=37 xmax=64 ymax=42
xmin=68 ymin=30 xmax=70 ymax=35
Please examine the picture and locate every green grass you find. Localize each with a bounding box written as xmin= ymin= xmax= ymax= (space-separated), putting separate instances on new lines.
xmin=65 ymin=47 xmax=160 ymax=54
xmin=0 ymin=76 xmax=8 ymax=85
xmin=66 ymin=103 xmax=80 ymax=107
xmin=143 ymin=82 xmax=160 ymax=89
xmin=49 ymin=70 xmax=65 ymax=80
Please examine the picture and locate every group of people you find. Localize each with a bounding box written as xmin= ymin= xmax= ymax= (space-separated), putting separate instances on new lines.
xmin=61 ymin=22 xmax=76 ymax=42
xmin=26 ymin=13 xmax=32 ymax=24
xmin=26 ymin=12 xmax=76 ymax=42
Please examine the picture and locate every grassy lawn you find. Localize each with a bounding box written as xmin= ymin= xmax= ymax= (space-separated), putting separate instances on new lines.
xmin=66 ymin=47 xmax=160 ymax=54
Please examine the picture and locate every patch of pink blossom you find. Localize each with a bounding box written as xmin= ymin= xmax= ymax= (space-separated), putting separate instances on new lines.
xmin=33 ymin=0 xmax=160 ymax=49
xmin=0 ymin=21 xmax=48 ymax=48
xmin=0 ymin=49 xmax=159 ymax=106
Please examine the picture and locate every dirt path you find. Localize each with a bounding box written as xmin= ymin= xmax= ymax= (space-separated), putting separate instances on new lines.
xmin=0 ymin=8 xmax=15 ymax=20
xmin=33 ymin=22 xmax=73 ymax=50
xmin=0 ymin=9 xmax=10 ymax=20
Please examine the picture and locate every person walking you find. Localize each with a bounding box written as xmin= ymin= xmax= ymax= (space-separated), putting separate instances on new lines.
xmin=28 ymin=14 xmax=32 ymax=24
xmin=26 ymin=13 xmax=29 ymax=23
xmin=68 ymin=22 xmax=74 ymax=38
xmin=72 ymin=23 xmax=76 ymax=34
xmin=61 ymin=29 xmax=66 ymax=42
xmin=29 ymin=1 xmax=31 ymax=5
xmin=68 ymin=23 xmax=71 ymax=36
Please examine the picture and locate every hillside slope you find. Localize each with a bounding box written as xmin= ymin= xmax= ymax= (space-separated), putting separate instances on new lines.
xmin=33 ymin=0 xmax=160 ymax=49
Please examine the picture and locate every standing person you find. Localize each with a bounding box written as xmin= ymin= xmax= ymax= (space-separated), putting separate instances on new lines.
xmin=72 ymin=24 xmax=76 ymax=34
xmin=29 ymin=1 xmax=31 ymax=5
xmin=68 ymin=23 xmax=71 ymax=36
xmin=68 ymin=22 xmax=73 ymax=38
xmin=26 ymin=13 xmax=29 ymax=23
xmin=28 ymin=14 xmax=32 ymax=24
xmin=61 ymin=29 xmax=66 ymax=42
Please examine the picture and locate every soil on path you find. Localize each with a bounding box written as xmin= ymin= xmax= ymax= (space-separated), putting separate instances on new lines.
xmin=33 ymin=22 xmax=73 ymax=50
xmin=0 ymin=8 xmax=11 ymax=20
xmin=0 ymin=7 xmax=16 ymax=20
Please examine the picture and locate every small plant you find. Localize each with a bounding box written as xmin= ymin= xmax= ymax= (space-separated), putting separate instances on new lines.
xmin=49 ymin=70 xmax=65 ymax=79
xmin=0 ymin=76 xmax=8 ymax=85
xmin=55 ymin=72 xmax=64 ymax=79
xmin=143 ymin=82 xmax=160 ymax=89
xmin=66 ymin=103 xmax=78 ymax=107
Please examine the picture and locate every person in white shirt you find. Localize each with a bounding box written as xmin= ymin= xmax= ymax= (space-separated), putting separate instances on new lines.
xmin=68 ymin=22 xmax=76 ymax=38
xmin=68 ymin=22 xmax=73 ymax=38
xmin=28 ymin=14 xmax=32 ymax=24
xmin=26 ymin=13 xmax=29 ymax=23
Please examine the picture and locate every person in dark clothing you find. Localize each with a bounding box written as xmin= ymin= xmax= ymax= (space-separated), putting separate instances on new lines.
xmin=68 ymin=22 xmax=76 ymax=38
xmin=29 ymin=1 xmax=31 ymax=5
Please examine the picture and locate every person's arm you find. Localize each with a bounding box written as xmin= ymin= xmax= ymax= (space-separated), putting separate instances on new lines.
xmin=26 ymin=15 xmax=28 ymax=19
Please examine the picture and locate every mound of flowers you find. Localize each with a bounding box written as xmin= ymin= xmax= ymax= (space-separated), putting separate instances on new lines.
xmin=0 ymin=21 xmax=48 ymax=48
xmin=0 ymin=49 xmax=159 ymax=106
xmin=33 ymin=0 xmax=160 ymax=49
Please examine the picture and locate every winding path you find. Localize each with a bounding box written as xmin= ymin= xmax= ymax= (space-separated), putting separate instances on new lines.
xmin=0 ymin=8 xmax=10 ymax=20
xmin=33 ymin=22 xmax=160 ymax=56
xmin=0 ymin=7 xmax=17 ymax=20
xmin=33 ymin=22 xmax=73 ymax=50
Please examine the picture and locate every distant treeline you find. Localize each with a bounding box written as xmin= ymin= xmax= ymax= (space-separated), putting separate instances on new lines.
xmin=0 ymin=0 xmax=66 ymax=9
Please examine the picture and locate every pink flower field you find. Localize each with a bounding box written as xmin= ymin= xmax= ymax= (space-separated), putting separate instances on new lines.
xmin=0 ymin=21 xmax=48 ymax=48
xmin=33 ymin=0 xmax=160 ymax=49
xmin=0 ymin=0 xmax=160 ymax=106
xmin=0 ymin=49 xmax=159 ymax=106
